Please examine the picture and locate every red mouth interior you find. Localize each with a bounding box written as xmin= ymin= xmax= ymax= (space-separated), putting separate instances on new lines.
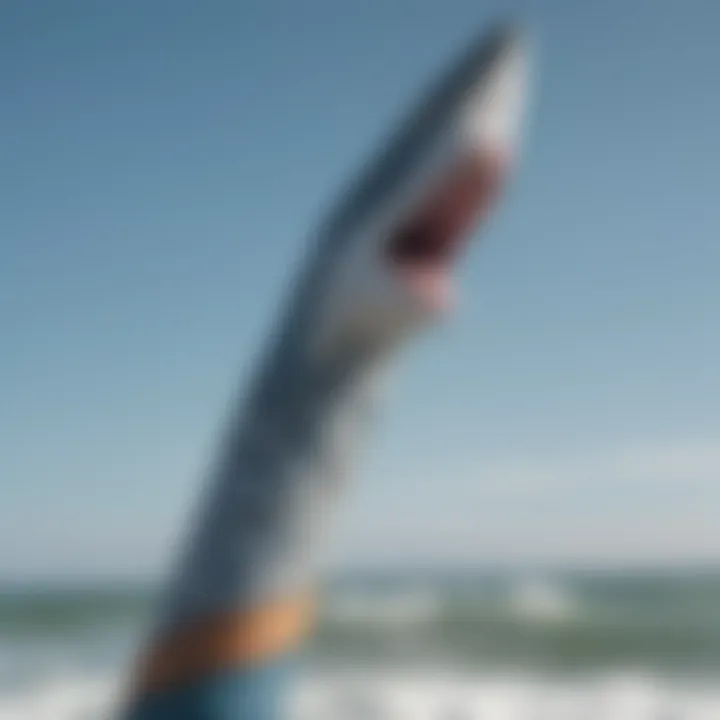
xmin=387 ymin=151 xmax=505 ymax=304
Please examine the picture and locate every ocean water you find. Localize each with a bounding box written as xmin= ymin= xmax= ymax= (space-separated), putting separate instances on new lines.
xmin=1 ymin=569 xmax=719 ymax=719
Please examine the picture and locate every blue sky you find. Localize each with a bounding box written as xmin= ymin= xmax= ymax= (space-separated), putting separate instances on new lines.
xmin=2 ymin=0 xmax=719 ymax=579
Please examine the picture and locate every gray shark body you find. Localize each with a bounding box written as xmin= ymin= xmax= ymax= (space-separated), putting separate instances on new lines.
xmin=124 ymin=23 xmax=531 ymax=720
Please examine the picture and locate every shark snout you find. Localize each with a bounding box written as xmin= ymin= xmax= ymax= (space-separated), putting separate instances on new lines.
xmin=460 ymin=24 xmax=529 ymax=167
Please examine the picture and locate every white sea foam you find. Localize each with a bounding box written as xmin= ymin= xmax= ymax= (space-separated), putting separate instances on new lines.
xmin=0 ymin=674 xmax=118 ymax=720
xmin=1 ymin=669 xmax=720 ymax=719
xmin=507 ymin=577 xmax=578 ymax=623
xmin=324 ymin=588 xmax=442 ymax=626
xmin=293 ymin=671 xmax=720 ymax=720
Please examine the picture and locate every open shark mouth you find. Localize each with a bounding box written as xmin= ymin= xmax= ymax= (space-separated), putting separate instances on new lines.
xmin=387 ymin=149 xmax=507 ymax=310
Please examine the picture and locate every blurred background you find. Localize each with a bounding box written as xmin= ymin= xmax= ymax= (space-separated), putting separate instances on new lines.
xmin=2 ymin=0 xmax=719 ymax=717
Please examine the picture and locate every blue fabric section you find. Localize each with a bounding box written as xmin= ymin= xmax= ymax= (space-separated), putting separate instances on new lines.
xmin=123 ymin=658 xmax=294 ymax=720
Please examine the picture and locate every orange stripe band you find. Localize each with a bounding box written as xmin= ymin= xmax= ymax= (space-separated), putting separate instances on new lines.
xmin=130 ymin=593 xmax=315 ymax=697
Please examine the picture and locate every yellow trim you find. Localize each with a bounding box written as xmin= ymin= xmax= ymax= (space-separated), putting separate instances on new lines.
xmin=131 ymin=593 xmax=315 ymax=695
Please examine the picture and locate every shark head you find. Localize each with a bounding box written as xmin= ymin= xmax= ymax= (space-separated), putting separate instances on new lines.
xmin=282 ymin=24 xmax=530 ymax=368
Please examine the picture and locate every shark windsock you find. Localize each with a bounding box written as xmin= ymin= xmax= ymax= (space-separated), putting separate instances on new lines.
xmin=122 ymin=23 xmax=531 ymax=720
